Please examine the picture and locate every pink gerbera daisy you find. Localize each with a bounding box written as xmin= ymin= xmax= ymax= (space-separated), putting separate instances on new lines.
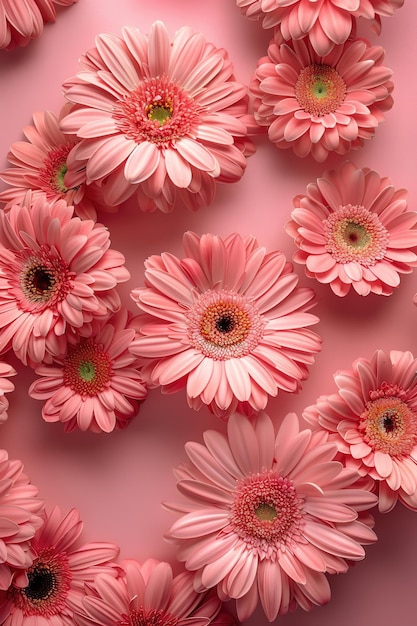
xmin=166 ymin=412 xmax=378 ymax=622
xmin=71 ymin=558 xmax=222 ymax=626
xmin=237 ymin=0 xmax=404 ymax=55
xmin=0 ymin=0 xmax=78 ymax=51
xmin=60 ymin=21 xmax=254 ymax=213
xmin=29 ymin=307 xmax=148 ymax=433
xmin=0 ymin=451 xmax=44 ymax=591
xmin=0 ymin=192 xmax=130 ymax=367
xmin=303 ymin=349 xmax=417 ymax=513
xmin=250 ymin=34 xmax=393 ymax=161
xmin=0 ymin=106 xmax=103 ymax=221
xmin=285 ymin=161 xmax=417 ymax=296
xmin=130 ymin=232 xmax=321 ymax=418
xmin=0 ymin=506 xmax=120 ymax=626
xmin=0 ymin=361 xmax=17 ymax=425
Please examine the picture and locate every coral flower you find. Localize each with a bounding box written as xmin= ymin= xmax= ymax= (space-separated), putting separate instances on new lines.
xmin=0 ymin=192 xmax=130 ymax=367
xmin=29 ymin=308 xmax=148 ymax=433
xmin=237 ymin=0 xmax=404 ymax=55
xmin=303 ymin=350 xmax=417 ymax=513
xmin=71 ymin=558 xmax=222 ymax=626
xmin=250 ymin=33 xmax=393 ymax=161
xmin=285 ymin=161 xmax=417 ymax=296
xmin=130 ymin=232 xmax=321 ymax=418
xmin=0 ymin=506 xmax=120 ymax=626
xmin=0 ymin=0 xmax=78 ymax=51
xmin=60 ymin=21 xmax=254 ymax=213
xmin=0 ymin=107 xmax=102 ymax=221
xmin=166 ymin=412 xmax=377 ymax=622
xmin=0 ymin=361 xmax=17 ymax=425
xmin=0 ymin=451 xmax=44 ymax=591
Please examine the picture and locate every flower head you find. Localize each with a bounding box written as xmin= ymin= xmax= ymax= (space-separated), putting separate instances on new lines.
xmin=250 ymin=34 xmax=393 ymax=161
xmin=303 ymin=350 xmax=417 ymax=513
xmin=166 ymin=412 xmax=377 ymax=621
xmin=29 ymin=308 xmax=148 ymax=433
xmin=285 ymin=161 xmax=417 ymax=296
xmin=0 ymin=362 xmax=17 ymax=425
xmin=130 ymin=232 xmax=321 ymax=418
xmin=0 ymin=192 xmax=130 ymax=367
xmin=60 ymin=21 xmax=254 ymax=213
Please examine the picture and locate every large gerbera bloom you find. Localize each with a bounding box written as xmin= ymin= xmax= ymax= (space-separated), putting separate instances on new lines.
xmin=0 ymin=361 xmax=17 ymax=425
xmin=303 ymin=349 xmax=417 ymax=513
xmin=0 ymin=107 xmax=102 ymax=221
xmin=71 ymin=558 xmax=222 ymax=626
xmin=0 ymin=506 xmax=120 ymax=626
xmin=0 ymin=0 xmax=78 ymax=51
xmin=166 ymin=412 xmax=377 ymax=622
xmin=250 ymin=34 xmax=393 ymax=161
xmin=29 ymin=307 xmax=148 ymax=433
xmin=130 ymin=232 xmax=321 ymax=418
xmin=285 ymin=161 xmax=417 ymax=296
xmin=60 ymin=21 xmax=254 ymax=213
xmin=0 ymin=192 xmax=130 ymax=367
xmin=237 ymin=0 xmax=404 ymax=55
xmin=0 ymin=451 xmax=44 ymax=591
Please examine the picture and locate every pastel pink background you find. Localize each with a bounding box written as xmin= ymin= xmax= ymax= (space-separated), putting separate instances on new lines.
xmin=0 ymin=1 xmax=416 ymax=624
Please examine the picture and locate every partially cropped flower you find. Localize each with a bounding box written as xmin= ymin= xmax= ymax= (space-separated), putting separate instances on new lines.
xmin=60 ymin=20 xmax=254 ymax=213
xmin=0 ymin=0 xmax=78 ymax=51
xmin=304 ymin=350 xmax=417 ymax=513
xmin=0 ymin=192 xmax=130 ymax=367
xmin=29 ymin=308 xmax=148 ymax=433
xmin=250 ymin=34 xmax=393 ymax=162
xmin=0 ymin=451 xmax=44 ymax=591
xmin=130 ymin=232 xmax=321 ymax=418
xmin=0 ymin=362 xmax=17 ymax=424
xmin=0 ymin=506 xmax=120 ymax=626
xmin=166 ymin=412 xmax=377 ymax=622
xmin=237 ymin=0 xmax=404 ymax=55
xmin=0 ymin=106 xmax=103 ymax=221
xmin=285 ymin=161 xmax=417 ymax=296
xmin=71 ymin=558 xmax=222 ymax=626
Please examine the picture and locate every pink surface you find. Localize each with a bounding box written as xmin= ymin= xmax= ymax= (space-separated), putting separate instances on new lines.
xmin=0 ymin=1 xmax=416 ymax=624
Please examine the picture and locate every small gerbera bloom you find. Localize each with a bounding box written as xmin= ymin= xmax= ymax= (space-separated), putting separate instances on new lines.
xmin=29 ymin=308 xmax=148 ymax=433
xmin=0 ymin=0 xmax=78 ymax=51
xmin=0 ymin=361 xmax=17 ymax=424
xmin=166 ymin=412 xmax=378 ymax=622
xmin=71 ymin=558 xmax=222 ymax=626
xmin=304 ymin=349 xmax=417 ymax=513
xmin=237 ymin=0 xmax=404 ymax=55
xmin=285 ymin=161 xmax=417 ymax=296
xmin=0 ymin=506 xmax=120 ymax=626
xmin=0 ymin=450 xmax=44 ymax=591
xmin=0 ymin=192 xmax=130 ymax=367
xmin=250 ymin=34 xmax=393 ymax=162
xmin=0 ymin=107 xmax=102 ymax=221
xmin=60 ymin=21 xmax=254 ymax=213
xmin=130 ymin=232 xmax=321 ymax=418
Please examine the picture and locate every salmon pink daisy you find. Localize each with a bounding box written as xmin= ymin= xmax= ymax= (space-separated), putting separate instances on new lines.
xmin=303 ymin=350 xmax=417 ymax=513
xmin=237 ymin=0 xmax=404 ymax=55
xmin=0 ymin=361 xmax=17 ymax=425
xmin=130 ymin=232 xmax=321 ymax=418
xmin=166 ymin=412 xmax=378 ymax=622
xmin=60 ymin=21 xmax=254 ymax=213
xmin=0 ymin=192 xmax=130 ymax=367
xmin=250 ymin=34 xmax=393 ymax=161
xmin=71 ymin=558 xmax=222 ymax=626
xmin=29 ymin=308 xmax=148 ymax=433
xmin=0 ymin=506 xmax=120 ymax=626
xmin=0 ymin=451 xmax=44 ymax=591
xmin=285 ymin=161 xmax=417 ymax=296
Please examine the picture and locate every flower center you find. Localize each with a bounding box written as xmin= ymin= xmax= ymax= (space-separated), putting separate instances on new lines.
xmin=186 ymin=289 xmax=265 ymax=360
xmin=118 ymin=608 xmax=179 ymax=626
xmin=112 ymin=76 xmax=201 ymax=148
xmin=323 ymin=204 xmax=389 ymax=265
xmin=39 ymin=143 xmax=78 ymax=195
xmin=359 ymin=384 xmax=417 ymax=456
xmin=63 ymin=341 xmax=113 ymax=395
xmin=10 ymin=548 xmax=71 ymax=617
xmin=295 ymin=64 xmax=346 ymax=116
xmin=18 ymin=246 xmax=71 ymax=312
xmin=230 ymin=470 xmax=304 ymax=558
